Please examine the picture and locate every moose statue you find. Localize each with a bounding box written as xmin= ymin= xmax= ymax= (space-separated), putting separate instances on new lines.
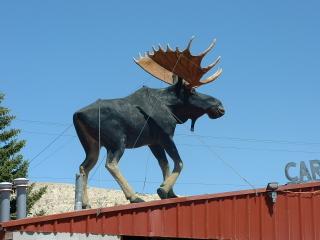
xmin=73 ymin=38 xmax=225 ymax=208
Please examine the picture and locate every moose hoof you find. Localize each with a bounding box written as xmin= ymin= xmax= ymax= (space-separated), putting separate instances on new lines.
xmin=157 ymin=187 xmax=168 ymax=199
xmin=168 ymin=189 xmax=178 ymax=198
xmin=130 ymin=197 xmax=145 ymax=203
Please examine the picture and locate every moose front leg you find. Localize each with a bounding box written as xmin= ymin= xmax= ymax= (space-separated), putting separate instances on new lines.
xmin=149 ymin=145 xmax=178 ymax=198
xmin=105 ymin=148 xmax=144 ymax=203
xmin=157 ymin=140 xmax=183 ymax=199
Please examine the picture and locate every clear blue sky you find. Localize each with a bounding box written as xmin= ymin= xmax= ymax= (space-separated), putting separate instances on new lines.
xmin=1 ymin=1 xmax=320 ymax=196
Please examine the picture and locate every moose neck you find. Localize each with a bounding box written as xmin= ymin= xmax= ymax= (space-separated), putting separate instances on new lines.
xmin=160 ymin=86 xmax=206 ymax=125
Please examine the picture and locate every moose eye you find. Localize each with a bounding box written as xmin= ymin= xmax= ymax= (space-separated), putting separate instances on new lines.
xmin=190 ymin=88 xmax=196 ymax=95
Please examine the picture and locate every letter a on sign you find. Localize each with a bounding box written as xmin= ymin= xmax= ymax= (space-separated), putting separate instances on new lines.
xmin=300 ymin=161 xmax=312 ymax=182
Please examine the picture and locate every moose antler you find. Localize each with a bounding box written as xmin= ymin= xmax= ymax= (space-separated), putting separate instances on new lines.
xmin=134 ymin=37 xmax=222 ymax=88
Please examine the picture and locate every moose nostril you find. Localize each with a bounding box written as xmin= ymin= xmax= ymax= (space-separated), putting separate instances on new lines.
xmin=218 ymin=106 xmax=225 ymax=114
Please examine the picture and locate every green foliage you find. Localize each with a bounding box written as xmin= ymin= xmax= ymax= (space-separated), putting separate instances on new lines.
xmin=0 ymin=93 xmax=47 ymax=216
xmin=26 ymin=183 xmax=47 ymax=215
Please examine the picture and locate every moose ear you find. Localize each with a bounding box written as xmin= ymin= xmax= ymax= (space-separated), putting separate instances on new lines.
xmin=173 ymin=75 xmax=184 ymax=96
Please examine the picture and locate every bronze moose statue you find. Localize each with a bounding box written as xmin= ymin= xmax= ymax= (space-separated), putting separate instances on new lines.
xmin=73 ymin=38 xmax=225 ymax=208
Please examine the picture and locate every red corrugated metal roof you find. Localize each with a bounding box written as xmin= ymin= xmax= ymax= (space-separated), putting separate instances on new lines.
xmin=1 ymin=182 xmax=320 ymax=239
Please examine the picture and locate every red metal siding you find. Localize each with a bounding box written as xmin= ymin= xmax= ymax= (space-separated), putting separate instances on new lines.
xmin=1 ymin=182 xmax=320 ymax=239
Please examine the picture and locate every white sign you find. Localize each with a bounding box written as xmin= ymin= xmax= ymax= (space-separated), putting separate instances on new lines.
xmin=285 ymin=160 xmax=320 ymax=183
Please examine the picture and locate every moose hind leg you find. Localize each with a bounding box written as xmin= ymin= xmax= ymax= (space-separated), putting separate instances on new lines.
xmin=74 ymin=118 xmax=100 ymax=209
xmin=105 ymin=148 xmax=144 ymax=203
xmin=79 ymin=141 xmax=99 ymax=209
xmin=149 ymin=145 xmax=178 ymax=199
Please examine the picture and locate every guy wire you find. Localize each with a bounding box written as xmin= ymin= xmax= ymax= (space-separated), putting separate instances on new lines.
xmin=142 ymin=52 xmax=257 ymax=193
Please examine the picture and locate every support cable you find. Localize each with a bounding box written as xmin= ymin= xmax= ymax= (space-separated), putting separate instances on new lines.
xmin=141 ymin=51 xmax=257 ymax=192
xmin=29 ymin=124 xmax=73 ymax=164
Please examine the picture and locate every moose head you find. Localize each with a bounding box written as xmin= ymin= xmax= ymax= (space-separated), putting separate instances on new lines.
xmin=134 ymin=37 xmax=225 ymax=131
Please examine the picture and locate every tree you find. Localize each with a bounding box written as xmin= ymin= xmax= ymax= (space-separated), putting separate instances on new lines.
xmin=0 ymin=93 xmax=47 ymax=217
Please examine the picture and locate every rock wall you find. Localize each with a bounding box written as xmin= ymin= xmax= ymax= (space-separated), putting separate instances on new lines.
xmin=29 ymin=182 xmax=159 ymax=216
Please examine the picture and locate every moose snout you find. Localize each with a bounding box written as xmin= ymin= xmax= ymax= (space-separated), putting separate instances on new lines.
xmin=207 ymin=104 xmax=225 ymax=119
xmin=218 ymin=105 xmax=225 ymax=115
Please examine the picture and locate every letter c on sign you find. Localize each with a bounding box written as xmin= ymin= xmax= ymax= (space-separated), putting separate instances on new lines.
xmin=285 ymin=162 xmax=299 ymax=182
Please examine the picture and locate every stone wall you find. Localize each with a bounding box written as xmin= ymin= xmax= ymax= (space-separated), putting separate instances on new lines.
xmin=29 ymin=182 xmax=159 ymax=216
